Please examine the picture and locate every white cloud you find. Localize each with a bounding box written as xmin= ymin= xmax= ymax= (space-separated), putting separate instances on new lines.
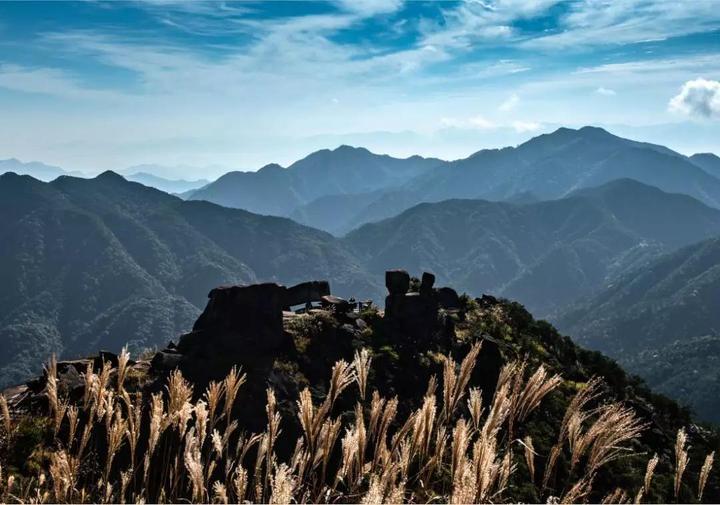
xmin=498 ymin=93 xmax=520 ymax=111
xmin=440 ymin=116 xmax=543 ymax=133
xmin=669 ymin=78 xmax=720 ymax=119
xmin=468 ymin=115 xmax=497 ymax=129
xmin=596 ymin=87 xmax=616 ymax=96
xmin=440 ymin=115 xmax=496 ymax=130
xmin=512 ymin=120 xmax=541 ymax=133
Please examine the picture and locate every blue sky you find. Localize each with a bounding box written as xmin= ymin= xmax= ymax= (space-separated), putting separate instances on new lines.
xmin=0 ymin=0 xmax=719 ymax=178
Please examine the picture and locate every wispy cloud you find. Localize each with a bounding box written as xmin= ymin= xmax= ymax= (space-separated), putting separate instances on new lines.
xmin=499 ymin=93 xmax=520 ymax=111
xmin=596 ymin=87 xmax=616 ymax=96
xmin=0 ymin=63 xmax=124 ymax=101
xmin=512 ymin=120 xmax=542 ymax=133
xmin=419 ymin=0 xmax=560 ymax=50
xmin=440 ymin=115 xmax=497 ymax=129
xmin=522 ymin=0 xmax=720 ymax=49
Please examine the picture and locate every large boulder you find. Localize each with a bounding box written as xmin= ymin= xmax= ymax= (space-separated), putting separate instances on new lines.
xmin=420 ymin=272 xmax=435 ymax=295
xmin=192 ymin=283 xmax=288 ymax=335
xmin=385 ymin=270 xmax=410 ymax=295
xmin=285 ymin=280 xmax=331 ymax=308
xmin=436 ymin=287 xmax=460 ymax=310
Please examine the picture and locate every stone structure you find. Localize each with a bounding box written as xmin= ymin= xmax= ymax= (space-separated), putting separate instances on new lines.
xmin=153 ymin=279 xmax=335 ymax=382
xmin=147 ymin=271 xmax=460 ymax=378
xmin=384 ymin=269 xmax=460 ymax=344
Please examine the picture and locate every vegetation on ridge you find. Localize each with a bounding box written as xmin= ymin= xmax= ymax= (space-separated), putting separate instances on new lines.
xmin=1 ymin=296 xmax=718 ymax=503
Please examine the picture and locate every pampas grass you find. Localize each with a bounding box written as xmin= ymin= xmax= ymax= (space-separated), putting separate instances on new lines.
xmin=698 ymin=451 xmax=714 ymax=501
xmin=674 ymin=428 xmax=689 ymax=499
xmin=0 ymin=395 xmax=10 ymax=435
xmin=0 ymin=346 xmax=712 ymax=504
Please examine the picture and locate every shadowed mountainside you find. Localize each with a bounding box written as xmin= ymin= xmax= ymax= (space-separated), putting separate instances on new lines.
xmin=0 ymin=171 xmax=379 ymax=387
xmin=344 ymin=179 xmax=720 ymax=316
xmin=556 ymin=237 xmax=720 ymax=422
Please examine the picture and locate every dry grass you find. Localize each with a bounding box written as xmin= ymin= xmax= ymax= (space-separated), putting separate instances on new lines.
xmin=674 ymin=428 xmax=690 ymax=500
xmin=699 ymin=451 xmax=715 ymax=502
xmin=0 ymin=349 xmax=714 ymax=504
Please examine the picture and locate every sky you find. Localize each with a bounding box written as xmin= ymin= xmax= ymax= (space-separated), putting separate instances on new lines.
xmin=0 ymin=0 xmax=719 ymax=179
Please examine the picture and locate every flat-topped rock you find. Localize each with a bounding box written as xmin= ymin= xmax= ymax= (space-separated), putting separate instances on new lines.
xmin=285 ymin=280 xmax=330 ymax=307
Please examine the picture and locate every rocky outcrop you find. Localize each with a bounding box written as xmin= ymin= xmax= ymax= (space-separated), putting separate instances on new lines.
xmin=8 ymin=270 xmax=461 ymax=420
xmin=384 ymin=269 xmax=460 ymax=345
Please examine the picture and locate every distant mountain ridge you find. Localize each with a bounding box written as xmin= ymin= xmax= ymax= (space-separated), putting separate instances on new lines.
xmin=409 ymin=126 xmax=720 ymax=206
xmin=124 ymin=172 xmax=210 ymax=194
xmin=0 ymin=158 xmax=84 ymax=181
xmin=6 ymin=127 xmax=720 ymax=236
xmin=186 ymin=127 xmax=720 ymax=235
xmin=0 ymin=159 xmax=213 ymax=194
xmin=187 ymin=145 xmax=444 ymax=216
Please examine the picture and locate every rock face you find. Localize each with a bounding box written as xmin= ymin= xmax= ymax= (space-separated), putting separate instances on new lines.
xmin=187 ymin=283 xmax=288 ymax=353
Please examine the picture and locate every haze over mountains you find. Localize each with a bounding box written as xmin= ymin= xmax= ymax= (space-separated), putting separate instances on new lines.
xmin=4 ymin=126 xmax=720 ymax=422
xmin=0 ymin=158 xmax=212 ymax=194
xmin=187 ymin=146 xmax=444 ymax=217
xmin=183 ymin=127 xmax=720 ymax=235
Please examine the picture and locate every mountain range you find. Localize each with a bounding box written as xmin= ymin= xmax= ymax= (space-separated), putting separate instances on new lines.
xmin=123 ymin=172 xmax=210 ymax=194
xmin=187 ymin=126 xmax=720 ymax=235
xmin=0 ymin=171 xmax=378 ymax=387
xmin=187 ymin=146 xmax=444 ymax=217
xmin=3 ymin=127 xmax=720 ymax=423
xmin=0 ymin=158 xmax=84 ymax=181
xmin=0 ymin=158 xmax=212 ymax=194
xmin=344 ymin=179 xmax=720 ymax=316
xmin=556 ymin=236 xmax=720 ymax=421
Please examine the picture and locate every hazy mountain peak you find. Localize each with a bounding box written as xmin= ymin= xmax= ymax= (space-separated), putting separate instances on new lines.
xmin=258 ymin=162 xmax=285 ymax=172
xmin=96 ymin=170 xmax=126 ymax=181
xmin=689 ymin=152 xmax=720 ymax=178
xmin=578 ymin=124 xmax=612 ymax=135
xmin=571 ymin=177 xmax=662 ymax=195
xmin=535 ymin=125 xmax=618 ymax=144
xmin=692 ymin=152 xmax=720 ymax=160
xmin=0 ymin=171 xmax=36 ymax=184
xmin=333 ymin=144 xmax=368 ymax=153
